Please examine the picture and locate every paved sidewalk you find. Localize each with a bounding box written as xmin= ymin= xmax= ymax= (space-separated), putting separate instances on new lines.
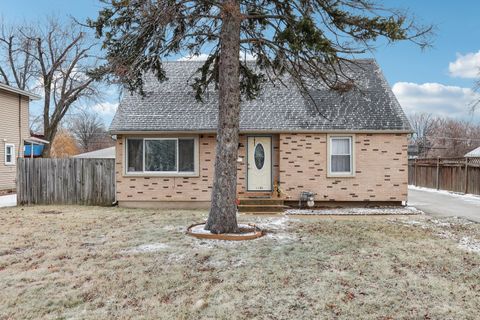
xmin=408 ymin=186 xmax=480 ymax=223
xmin=0 ymin=194 xmax=17 ymax=208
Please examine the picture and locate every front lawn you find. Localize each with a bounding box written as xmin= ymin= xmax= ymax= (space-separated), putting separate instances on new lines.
xmin=0 ymin=206 xmax=479 ymax=319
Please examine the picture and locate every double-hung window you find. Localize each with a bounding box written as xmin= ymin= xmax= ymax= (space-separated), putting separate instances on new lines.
xmin=126 ymin=137 xmax=197 ymax=175
xmin=5 ymin=144 xmax=15 ymax=165
xmin=328 ymin=136 xmax=354 ymax=176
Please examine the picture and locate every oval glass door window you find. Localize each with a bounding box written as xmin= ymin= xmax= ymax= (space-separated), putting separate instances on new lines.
xmin=254 ymin=143 xmax=265 ymax=169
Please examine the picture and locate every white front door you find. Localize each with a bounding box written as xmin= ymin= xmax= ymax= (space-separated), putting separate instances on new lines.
xmin=247 ymin=136 xmax=272 ymax=191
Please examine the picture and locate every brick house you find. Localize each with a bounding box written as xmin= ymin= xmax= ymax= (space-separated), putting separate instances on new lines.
xmin=110 ymin=60 xmax=411 ymax=209
xmin=0 ymin=83 xmax=41 ymax=194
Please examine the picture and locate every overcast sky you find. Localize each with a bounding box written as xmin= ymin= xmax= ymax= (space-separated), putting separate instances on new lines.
xmin=2 ymin=0 xmax=480 ymax=125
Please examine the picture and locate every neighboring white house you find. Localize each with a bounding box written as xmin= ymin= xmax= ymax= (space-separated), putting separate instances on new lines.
xmin=73 ymin=147 xmax=115 ymax=159
xmin=465 ymin=146 xmax=480 ymax=158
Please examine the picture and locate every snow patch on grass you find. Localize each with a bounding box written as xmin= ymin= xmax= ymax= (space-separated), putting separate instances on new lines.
xmin=286 ymin=206 xmax=421 ymax=215
xmin=2 ymin=205 xmax=480 ymax=319
xmin=394 ymin=216 xmax=479 ymax=254
xmin=192 ymin=238 xmax=245 ymax=249
xmin=189 ymin=223 xmax=259 ymax=235
xmin=267 ymin=232 xmax=298 ymax=242
xmin=255 ymin=216 xmax=296 ymax=229
xmin=458 ymin=236 xmax=480 ymax=253
xmin=398 ymin=218 xmax=456 ymax=230
xmin=400 ymin=219 xmax=426 ymax=227
xmin=254 ymin=216 xmax=299 ymax=243
xmin=165 ymin=252 xmax=188 ymax=264
xmin=435 ymin=230 xmax=455 ymax=240
xmin=162 ymin=225 xmax=185 ymax=232
xmin=123 ymin=242 xmax=170 ymax=254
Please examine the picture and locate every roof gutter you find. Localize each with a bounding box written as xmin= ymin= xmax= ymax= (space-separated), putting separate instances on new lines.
xmin=24 ymin=137 xmax=50 ymax=144
xmin=110 ymin=129 xmax=413 ymax=135
xmin=0 ymin=83 xmax=42 ymax=100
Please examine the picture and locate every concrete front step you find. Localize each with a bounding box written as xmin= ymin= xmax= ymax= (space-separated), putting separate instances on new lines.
xmin=241 ymin=211 xmax=285 ymax=215
xmin=238 ymin=198 xmax=285 ymax=206
xmin=238 ymin=198 xmax=286 ymax=214
xmin=238 ymin=204 xmax=285 ymax=213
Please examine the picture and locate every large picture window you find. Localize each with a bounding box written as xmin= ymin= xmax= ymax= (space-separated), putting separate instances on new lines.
xmin=126 ymin=137 xmax=197 ymax=175
xmin=145 ymin=139 xmax=177 ymax=172
xmin=329 ymin=136 xmax=353 ymax=176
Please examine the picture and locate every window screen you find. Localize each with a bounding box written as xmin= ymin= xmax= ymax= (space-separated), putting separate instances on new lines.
xmin=330 ymin=137 xmax=352 ymax=173
xmin=127 ymin=139 xmax=143 ymax=172
xmin=179 ymin=139 xmax=195 ymax=172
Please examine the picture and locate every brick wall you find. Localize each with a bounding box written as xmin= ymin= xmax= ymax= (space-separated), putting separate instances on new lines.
xmin=115 ymin=134 xmax=280 ymax=202
xmin=278 ymin=133 xmax=408 ymax=202
xmin=115 ymin=132 xmax=407 ymax=204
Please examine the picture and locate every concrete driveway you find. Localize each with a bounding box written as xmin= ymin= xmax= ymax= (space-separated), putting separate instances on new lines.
xmin=408 ymin=186 xmax=480 ymax=223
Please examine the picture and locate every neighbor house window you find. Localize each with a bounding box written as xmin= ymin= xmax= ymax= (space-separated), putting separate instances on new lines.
xmin=5 ymin=144 xmax=15 ymax=165
xmin=328 ymin=136 xmax=353 ymax=176
xmin=126 ymin=137 xmax=197 ymax=175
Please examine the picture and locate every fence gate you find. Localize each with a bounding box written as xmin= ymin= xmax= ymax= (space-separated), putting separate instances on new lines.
xmin=17 ymin=158 xmax=115 ymax=206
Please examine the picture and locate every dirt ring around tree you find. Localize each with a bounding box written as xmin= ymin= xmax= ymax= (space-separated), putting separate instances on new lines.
xmin=187 ymin=223 xmax=265 ymax=241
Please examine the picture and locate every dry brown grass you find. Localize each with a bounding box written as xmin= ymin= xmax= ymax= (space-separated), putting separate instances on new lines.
xmin=0 ymin=206 xmax=479 ymax=319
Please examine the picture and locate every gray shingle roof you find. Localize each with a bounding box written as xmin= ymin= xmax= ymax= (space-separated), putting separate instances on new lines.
xmin=110 ymin=59 xmax=411 ymax=133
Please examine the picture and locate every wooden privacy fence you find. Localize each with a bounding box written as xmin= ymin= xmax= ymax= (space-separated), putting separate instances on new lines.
xmin=17 ymin=158 xmax=115 ymax=206
xmin=408 ymin=157 xmax=480 ymax=196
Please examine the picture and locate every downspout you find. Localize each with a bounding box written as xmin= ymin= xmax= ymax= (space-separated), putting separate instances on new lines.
xmin=112 ymin=134 xmax=118 ymax=206
xmin=18 ymin=95 xmax=22 ymax=158
xmin=113 ymin=158 xmax=118 ymax=206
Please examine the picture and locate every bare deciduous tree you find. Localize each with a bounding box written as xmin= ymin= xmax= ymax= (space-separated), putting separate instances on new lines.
xmin=0 ymin=24 xmax=35 ymax=89
xmin=430 ymin=118 xmax=480 ymax=158
xmin=474 ymin=77 xmax=480 ymax=113
xmin=409 ymin=112 xmax=480 ymax=158
xmin=409 ymin=112 xmax=437 ymax=157
xmin=69 ymin=109 xmax=112 ymax=153
xmin=0 ymin=18 xmax=101 ymax=157
xmin=29 ymin=113 xmax=43 ymax=134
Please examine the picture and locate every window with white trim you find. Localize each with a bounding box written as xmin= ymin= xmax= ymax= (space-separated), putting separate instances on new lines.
xmin=5 ymin=144 xmax=15 ymax=165
xmin=329 ymin=136 xmax=353 ymax=175
xmin=126 ymin=138 xmax=197 ymax=174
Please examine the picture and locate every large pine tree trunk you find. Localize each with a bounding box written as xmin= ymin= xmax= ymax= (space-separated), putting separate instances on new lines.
xmin=205 ymin=0 xmax=241 ymax=234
